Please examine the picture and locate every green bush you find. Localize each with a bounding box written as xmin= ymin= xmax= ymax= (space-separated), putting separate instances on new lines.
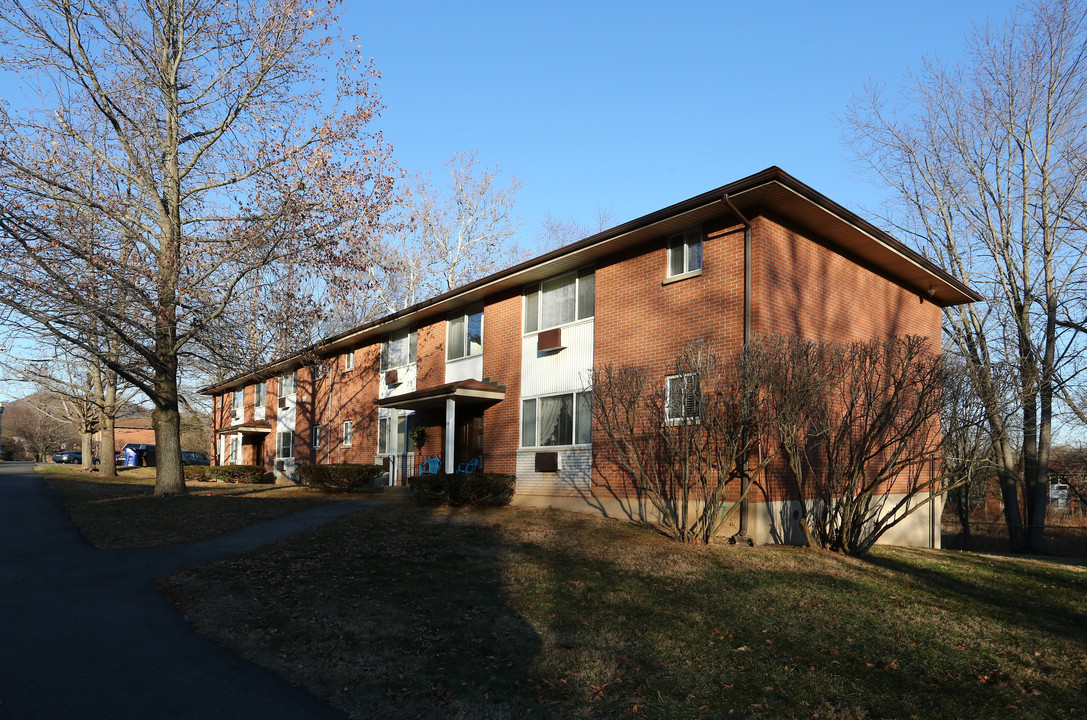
xmin=297 ymin=463 xmax=384 ymax=493
xmin=408 ymin=472 xmax=515 ymax=507
xmin=207 ymin=464 xmax=269 ymax=484
xmin=184 ymin=465 xmax=210 ymax=482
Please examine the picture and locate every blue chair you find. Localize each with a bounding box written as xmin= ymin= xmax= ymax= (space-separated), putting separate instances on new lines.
xmin=418 ymin=458 xmax=441 ymax=475
xmin=456 ymin=456 xmax=480 ymax=474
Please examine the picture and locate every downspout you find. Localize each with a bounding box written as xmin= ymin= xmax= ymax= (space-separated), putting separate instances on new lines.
xmin=723 ymin=193 xmax=753 ymax=544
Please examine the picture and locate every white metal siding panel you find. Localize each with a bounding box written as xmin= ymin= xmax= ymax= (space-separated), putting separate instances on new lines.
xmin=379 ymin=363 xmax=418 ymax=399
xmin=445 ymin=354 xmax=483 ymax=383
xmin=520 ymin=319 xmax=594 ymax=397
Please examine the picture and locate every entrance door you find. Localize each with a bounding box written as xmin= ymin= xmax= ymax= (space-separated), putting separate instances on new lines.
xmin=455 ymin=409 xmax=484 ymax=469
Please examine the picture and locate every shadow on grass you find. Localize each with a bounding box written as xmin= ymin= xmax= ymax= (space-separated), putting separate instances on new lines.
xmin=166 ymin=505 xmax=550 ymax=720
xmin=166 ymin=507 xmax=1087 ymax=719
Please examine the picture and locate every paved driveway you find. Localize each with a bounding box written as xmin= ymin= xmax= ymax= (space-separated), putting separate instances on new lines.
xmin=0 ymin=462 xmax=372 ymax=719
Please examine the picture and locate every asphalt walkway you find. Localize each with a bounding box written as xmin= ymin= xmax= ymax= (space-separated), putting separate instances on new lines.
xmin=0 ymin=462 xmax=381 ymax=719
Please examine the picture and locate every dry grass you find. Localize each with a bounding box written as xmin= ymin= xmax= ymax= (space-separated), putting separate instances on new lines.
xmin=161 ymin=505 xmax=1087 ymax=719
xmin=38 ymin=464 xmax=342 ymax=548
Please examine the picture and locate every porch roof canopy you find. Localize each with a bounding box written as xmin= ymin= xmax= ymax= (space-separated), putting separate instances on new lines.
xmin=375 ymin=379 xmax=506 ymax=411
xmin=215 ymin=420 xmax=274 ymax=435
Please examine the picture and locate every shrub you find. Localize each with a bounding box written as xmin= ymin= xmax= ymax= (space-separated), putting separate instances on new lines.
xmin=184 ymin=465 xmax=210 ymax=482
xmin=297 ymin=463 xmax=384 ymax=493
xmin=207 ymin=464 xmax=269 ymax=484
xmin=408 ymin=472 xmax=515 ymax=507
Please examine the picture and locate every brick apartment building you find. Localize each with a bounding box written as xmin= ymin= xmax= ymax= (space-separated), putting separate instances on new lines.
xmin=204 ymin=167 xmax=979 ymax=547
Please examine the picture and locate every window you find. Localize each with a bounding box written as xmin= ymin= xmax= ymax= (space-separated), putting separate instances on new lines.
xmin=313 ymin=363 xmax=325 ymax=380
xmin=524 ymin=267 xmax=594 ymax=333
xmin=377 ymin=411 xmax=414 ymax=454
xmin=342 ymin=421 xmax=353 ymax=447
xmin=231 ymin=388 xmax=243 ymax=419
xmin=254 ymin=381 xmax=266 ymax=408
xmin=343 ymin=351 xmax=355 ymax=372
xmin=312 ymin=425 xmax=321 ymax=448
xmin=380 ymin=329 xmax=417 ymax=371
xmin=276 ymin=431 xmax=294 ymax=459
xmin=278 ymin=371 xmax=296 ymax=398
xmin=377 ymin=416 xmax=389 ymax=455
xmin=521 ymin=391 xmax=592 ymax=447
xmin=665 ymin=374 xmax=701 ymax=422
xmin=229 ymin=435 xmax=240 ymax=464
xmin=668 ymin=227 xmax=703 ymax=277
xmin=448 ymin=304 xmax=483 ymax=360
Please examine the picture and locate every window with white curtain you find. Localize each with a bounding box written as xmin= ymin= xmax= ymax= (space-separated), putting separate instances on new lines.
xmin=448 ymin=304 xmax=483 ymax=360
xmin=524 ymin=267 xmax=594 ymax=333
xmin=276 ymin=431 xmax=294 ymax=459
xmin=521 ymin=392 xmax=592 ymax=447
xmin=381 ymin=329 xmax=417 ymax=371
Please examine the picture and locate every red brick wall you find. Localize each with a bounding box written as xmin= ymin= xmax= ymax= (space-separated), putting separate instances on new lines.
xmin=592 ymin=220 xmax=747 ymax=498
xmin=481 ymin=288 xmax=523 ymax=475
xmin=750 ymin=215 xmax=943 ymax=502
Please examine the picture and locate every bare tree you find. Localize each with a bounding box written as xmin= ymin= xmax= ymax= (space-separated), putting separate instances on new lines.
xmin=535 ymin=206 xmax=616 ymax=252
xmin=844 ymin=0 xmax=1087 ymax=551
xmin=0 ymin=0 xmax=400 ymax=494
xmin=591 ymin=340 xmax=772 ymax=544
xmin=941 ymin=356 xmax=1004 ymax=539
xmin=363 ymin=151 xmax=522 ymax=315
xmin=4 ymin=397 xmax=75 ymax=461
xmin=757 ymin=335 xmax=948 ymax=556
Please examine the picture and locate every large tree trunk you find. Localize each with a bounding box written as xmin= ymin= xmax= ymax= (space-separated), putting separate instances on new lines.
xmin=80 ymin=430 xmax=94 ymax=471
xmin=99 ymin=413 xmax=117 ymax=479
xmin=152 ymin=356 xmax=186 ymax=497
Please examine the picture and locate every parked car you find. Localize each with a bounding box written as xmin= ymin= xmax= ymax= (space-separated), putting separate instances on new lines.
xmin=52 ymin=450 xmax=81 ymax=464
xmin=51 ymin=450 xmax=100 ymax=465
xmin=181 ymin=450 xmax=210 ymax=466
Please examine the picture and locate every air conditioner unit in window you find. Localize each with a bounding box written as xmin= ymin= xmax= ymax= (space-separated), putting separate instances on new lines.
xmin=534 ymin=451 xmax=559 ymax=473
xmin=385 ymin=369 xmax=399 ymax=385
xmin=278 ymin=397 xmax=287 ymax=409
xmin=537 ymin=328 xmax=563 ymax=353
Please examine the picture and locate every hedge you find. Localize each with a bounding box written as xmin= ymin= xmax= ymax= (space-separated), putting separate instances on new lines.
xmin=408 ymin=472 xmax=515 ymax=507
xmin=297 ymin=463 xmax=384 ymax=493
xmin=183 ymin=465 xmax=210 ymax=482
xmin=207 ymin=464 xmax=269 ymax=484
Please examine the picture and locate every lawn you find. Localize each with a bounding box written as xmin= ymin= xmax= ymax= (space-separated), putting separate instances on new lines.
xmin=38 ymin=464 xmax=344 ymax=548
xmin=159 ymin=504 xmax=1087 ymax=720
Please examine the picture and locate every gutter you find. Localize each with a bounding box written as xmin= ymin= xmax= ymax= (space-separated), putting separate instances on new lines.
xmin=723 ymin=193 xmax=753 ymax=545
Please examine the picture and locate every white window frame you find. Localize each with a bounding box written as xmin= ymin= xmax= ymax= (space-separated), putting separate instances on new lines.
xmin=276 ymin=430 xmax=295 ymax=459
xmin=523 ymin=267 xmax=595 ymax=334
xmin=231 ymin=388 xmax=244 ymax=422
xmin=665 ymin=373 xmax=701 ymax=423
xmin=343 ymin=351 xmax=355 ymax=372
xmin=667 ymin=226 xmax=703 ymax=278
xmin=229 ymin=434 xmax=241 ymax=465
xmin=380 ymin=329 xmax=417 ymax=371
xmin=312 ymin=425 xmax=321 ymax=449
xmin=278 ymin=371 xmax=297 ymax=399
xmin=254 ymin=381 xmax=267 ymax=420
xmin=376 ymin=410 xmax=415 ymax=455
xmin=341 ymin=421 xmax=353 ymax=447
xmin=521 ymin=391 xmax=592 ymax=448
xmin=447 ymin=304 xmax=484 ymax=361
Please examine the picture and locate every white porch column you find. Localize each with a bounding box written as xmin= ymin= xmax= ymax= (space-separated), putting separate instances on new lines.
xmin=445 ymin=398 xmax=456 ymax=474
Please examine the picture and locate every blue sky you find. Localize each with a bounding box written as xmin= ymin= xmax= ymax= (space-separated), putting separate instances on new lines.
xmin=347 ymin=0 xmax=1019 ymax=243
xmin=0 ymin=1 xmax=1019 ymax=403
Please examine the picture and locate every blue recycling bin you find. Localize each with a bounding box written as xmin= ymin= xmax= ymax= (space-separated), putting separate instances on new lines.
xmin=123 ymin=443 xmax=156 ymax=467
